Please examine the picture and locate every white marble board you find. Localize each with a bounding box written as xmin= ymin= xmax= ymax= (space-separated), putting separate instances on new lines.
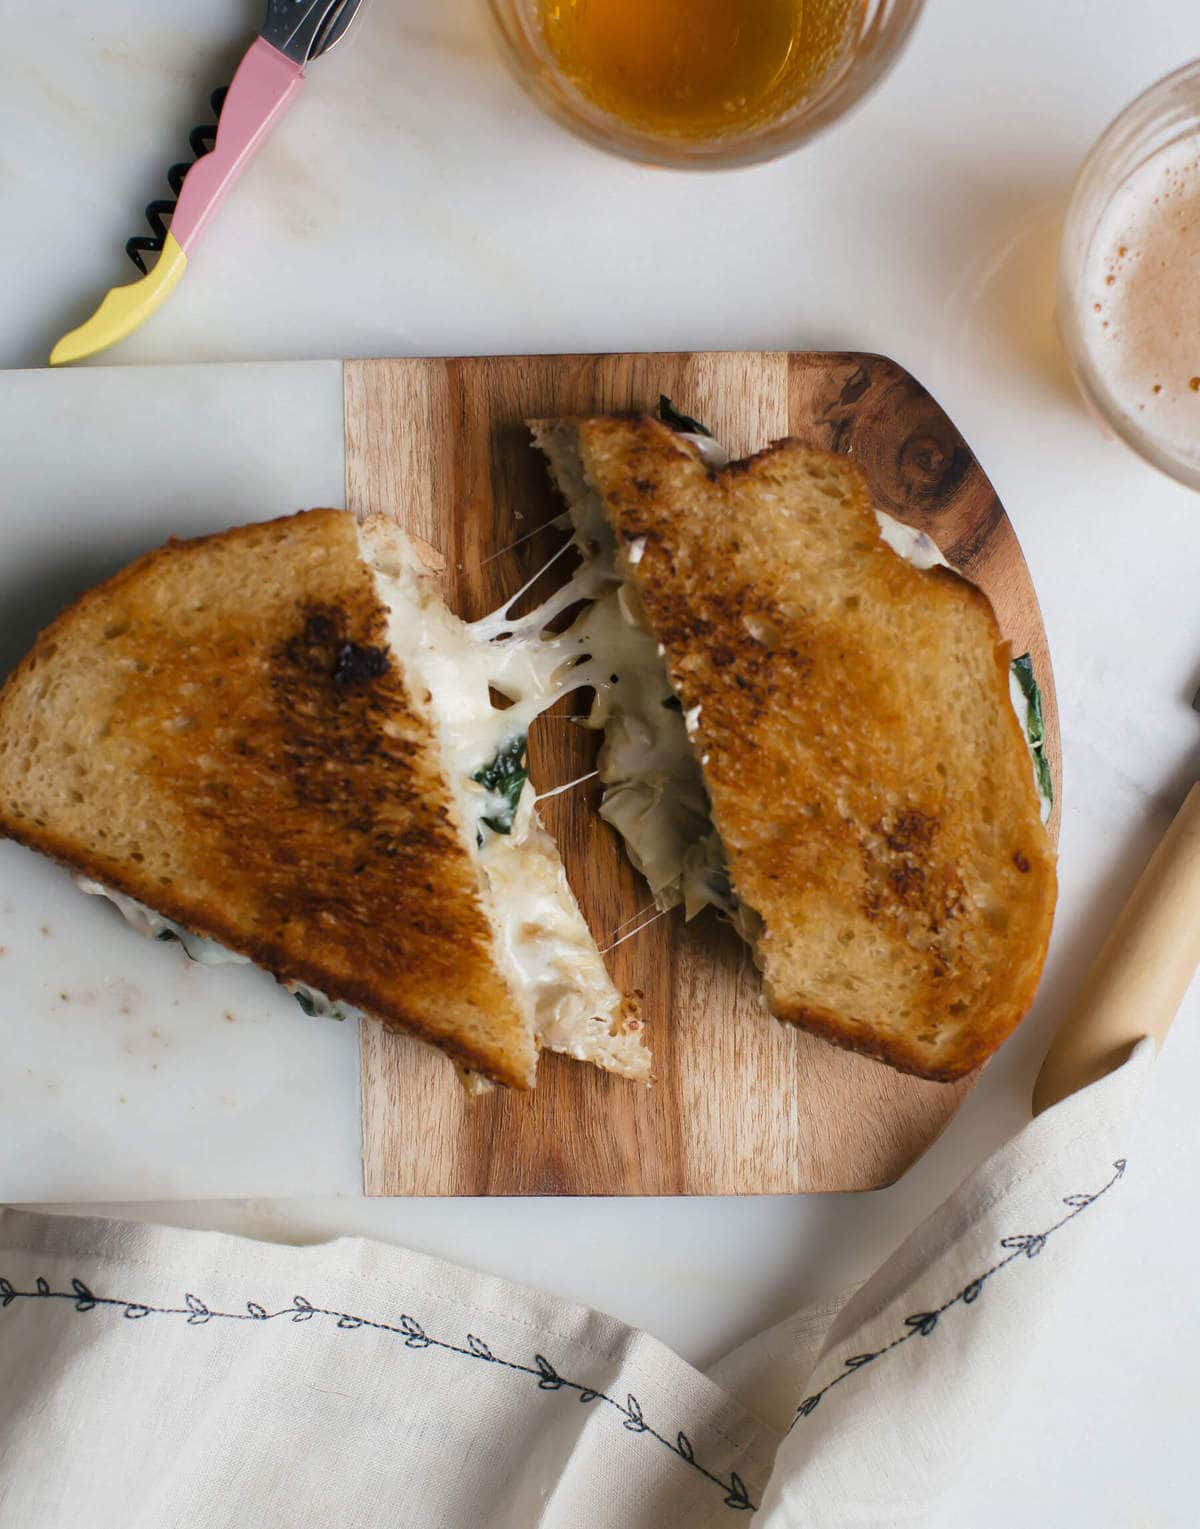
xmin=0 ymin=362 xmax=363 ymax=1199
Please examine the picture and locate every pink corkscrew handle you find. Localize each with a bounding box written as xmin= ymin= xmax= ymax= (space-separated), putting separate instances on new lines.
xmin=170 ymin=36 xmax=306 ymax=254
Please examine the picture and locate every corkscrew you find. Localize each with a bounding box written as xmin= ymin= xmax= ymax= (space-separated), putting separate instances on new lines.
xmin=50 ymin=0 xmax=370 ymax=367
xmin=125 ymin=87 xmax=228 ymax=277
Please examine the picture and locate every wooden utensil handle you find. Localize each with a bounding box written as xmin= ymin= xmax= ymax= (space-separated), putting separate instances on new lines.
xmin=1033 ymin=783 xmax=1200 ymax=1115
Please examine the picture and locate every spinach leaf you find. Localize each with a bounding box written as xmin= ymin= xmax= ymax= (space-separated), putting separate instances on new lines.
xmin=1011 ymin=653 xmax=1052 ymax=808
xmin=291 ymin=988 xmax=348 ymax=1020
xmin=1034 ymin=749 xmax=1054 ymax=806
xmin=658 ymin=395 xmax=712 ymax=438
xmin=473 ymin=735 xmax=529 ymax=835
xmin=1010 ymin=652 xmax=1045 ymax=747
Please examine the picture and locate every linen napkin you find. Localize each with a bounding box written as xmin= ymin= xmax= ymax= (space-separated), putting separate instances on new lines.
xmin=0 ymin=1042 xmax=1148 ymax=1528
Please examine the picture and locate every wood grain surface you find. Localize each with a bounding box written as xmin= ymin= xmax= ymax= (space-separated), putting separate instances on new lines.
xmin=343 ymin=351 xmax=1060 ymax=1196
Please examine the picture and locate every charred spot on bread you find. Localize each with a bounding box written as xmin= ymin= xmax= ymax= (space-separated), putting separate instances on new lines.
xmin=335 ymin=642 xmax=391 ymax=686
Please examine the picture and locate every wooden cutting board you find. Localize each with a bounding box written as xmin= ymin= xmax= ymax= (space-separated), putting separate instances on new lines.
xmin=344 ymin=351 xmax=1061 ymax=1196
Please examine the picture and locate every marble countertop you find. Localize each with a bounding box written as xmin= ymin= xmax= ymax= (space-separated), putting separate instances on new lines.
xmin=3 ymin=2 xmax=1200 ymax=1522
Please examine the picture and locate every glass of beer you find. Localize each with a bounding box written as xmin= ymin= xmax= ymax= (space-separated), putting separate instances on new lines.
xmin=1058 ymin=60 xmax=1200 ymax=490
xmin=484 ymin=0 xmax=925 ymax=169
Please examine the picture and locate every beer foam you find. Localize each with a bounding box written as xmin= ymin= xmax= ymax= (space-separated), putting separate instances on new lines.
xmin=1081 ymin=132 xmax=1200 ymax=469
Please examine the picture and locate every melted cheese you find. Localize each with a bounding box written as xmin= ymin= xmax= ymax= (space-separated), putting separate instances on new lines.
xmin=363 ymin=524 xmax=616 ymax=838
xmin=679 ymin=431 xmax=732 ymax=470
xmin=75 ymin=878 xmax=360 ymax=1018
xmin=567 ymin=582 xmax=728 ymax=918
xmin=873 ymin=508 xmax=951 ymax=571
xmin=359 ymin=521 xmax=649 ymax=1082
xmin=481 ymin=794 xmax=647 ymax=1081
xmin=74 ymin=878 xmax=251 ymax=968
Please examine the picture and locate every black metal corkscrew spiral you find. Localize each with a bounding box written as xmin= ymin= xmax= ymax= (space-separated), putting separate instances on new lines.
xmin=125 ymin=86 xmax=229 ymax=274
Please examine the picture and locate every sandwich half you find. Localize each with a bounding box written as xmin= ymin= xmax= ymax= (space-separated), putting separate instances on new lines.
xmin=0 ymin=509 xmax=647 ymax=1089
xmin=531 ymin=414 xmax=1057 ymax=1081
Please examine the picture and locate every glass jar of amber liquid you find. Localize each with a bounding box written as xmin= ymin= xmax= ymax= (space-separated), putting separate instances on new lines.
xmin=484 ymin=0 xmax=924 ymax=168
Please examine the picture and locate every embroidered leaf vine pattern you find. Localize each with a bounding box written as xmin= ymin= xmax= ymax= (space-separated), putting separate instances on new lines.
xmin=0 ymin=1274 xmax=759 ymax=1511
xmin=790 ymin=1158 xmax=1127 ymax=1429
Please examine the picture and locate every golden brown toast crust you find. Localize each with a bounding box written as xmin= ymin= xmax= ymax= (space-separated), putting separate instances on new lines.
xmin=0 ymin=510 xmax=536 ymax=1088
xmin=570 ymin=418 xmax=1057 ymax=1082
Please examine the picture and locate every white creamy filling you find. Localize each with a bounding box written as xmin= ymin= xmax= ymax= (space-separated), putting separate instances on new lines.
xmin=363 ymin=522 xmax=618 ymax=840
xmin=520 ymin=429 xmax=734 ymax=921
xmin=872 ymin=508 xmax=951 ymax=571
xmin=74 ymin=878 xmax=251 ymax=968
xmin=74 ymin=878 xmax=361 ymax=1019
xmin=570 ymin=582 xmax=727 ymax=918
xmin=359 ymin=522 xmax=648 ymax=1081
xmin=679 ymin=431 xmax=732 ymax=470
xmin=480 ymin=794 xmax=648 ymax=1080
xmin=1008 ymin=668 xmax=1032 ymax=742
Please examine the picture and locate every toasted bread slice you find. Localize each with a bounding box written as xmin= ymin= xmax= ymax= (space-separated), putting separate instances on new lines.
xmin=537 ymin=417 xmax=1057 ymax=1081
xmin=0 ymin=510 xmax=543 ymax=1087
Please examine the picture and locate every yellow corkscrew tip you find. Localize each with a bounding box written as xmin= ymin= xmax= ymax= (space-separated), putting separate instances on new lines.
xmin=50 ymin=234 xmax=188 ymax=366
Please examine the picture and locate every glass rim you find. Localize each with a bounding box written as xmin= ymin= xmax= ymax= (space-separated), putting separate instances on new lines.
xmin=1057 ymin=58 xmax=1200 ymax=491
xmin=482 ymin=0 xmax=927 ymax=172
